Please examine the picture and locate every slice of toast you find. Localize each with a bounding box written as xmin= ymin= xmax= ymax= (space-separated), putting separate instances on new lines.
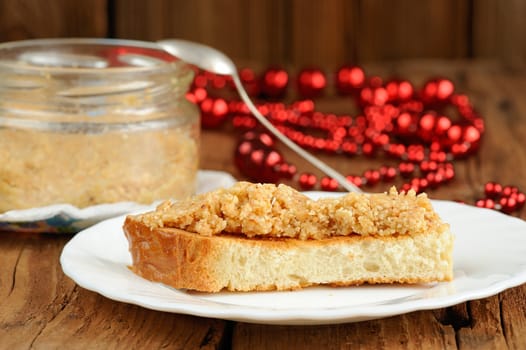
xmin=123 ymin=182 xmax=454 ymax=292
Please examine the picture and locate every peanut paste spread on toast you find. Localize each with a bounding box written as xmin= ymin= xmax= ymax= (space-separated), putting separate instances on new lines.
xmin=134 ymin=182 xmax=448 ymax=240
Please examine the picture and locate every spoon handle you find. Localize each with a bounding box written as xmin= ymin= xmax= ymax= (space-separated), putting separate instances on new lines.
xmin=232 ymin=74 xmax=362 ymax=193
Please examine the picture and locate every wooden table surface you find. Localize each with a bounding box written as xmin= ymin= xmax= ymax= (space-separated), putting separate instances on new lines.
xmin=1 ymin=60 xmax=526 ymax=349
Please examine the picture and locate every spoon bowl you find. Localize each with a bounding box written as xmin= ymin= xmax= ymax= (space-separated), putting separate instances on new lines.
xmin=158 ymin=39 xmax=361 ymax=193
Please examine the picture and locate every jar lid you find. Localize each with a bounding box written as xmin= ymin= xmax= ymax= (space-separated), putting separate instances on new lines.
xmin=0 ymin=38 xmax=185 ymax=72
xmin=0 ymin=38 xmax=195 ymax=102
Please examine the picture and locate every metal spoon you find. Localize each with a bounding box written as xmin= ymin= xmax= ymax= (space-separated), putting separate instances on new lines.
xmin=158 ymin=39 xmax=362 ymax=193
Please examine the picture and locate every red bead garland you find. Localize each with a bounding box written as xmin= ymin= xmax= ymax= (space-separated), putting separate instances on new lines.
xmin=477 ymin=182 xmax=525 ymax=213
xmin=186 ymin=66 xmax=524 ymax=215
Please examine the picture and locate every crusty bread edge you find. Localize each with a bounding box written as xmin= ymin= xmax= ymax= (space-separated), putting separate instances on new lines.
xmin=124 ymin=216 xmax=454 ymax=293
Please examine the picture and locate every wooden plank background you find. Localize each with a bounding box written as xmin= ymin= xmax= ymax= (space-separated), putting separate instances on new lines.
xmin=0 ymin=0 xmax=525 ymax=69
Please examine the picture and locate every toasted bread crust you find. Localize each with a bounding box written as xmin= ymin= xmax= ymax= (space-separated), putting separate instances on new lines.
xmin=124 ymin=216 xmax=454 ymax=293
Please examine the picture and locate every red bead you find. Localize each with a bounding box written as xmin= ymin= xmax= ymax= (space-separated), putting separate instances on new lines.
xmin=421 ymin=80 xmax=437 ymax=102
xmin=435 ymin=116 xmax=452 ymax=135
xmin=255 ymin=150 xmax=283 ymax=182
xmin=462 ymin=125 xmax=481 ymax=150
xmin=430 ymin=141 xmax=442 ymax=152
xmin=451 ymin=93 xmax=470 ymax=107
xmin=342 ymin=141 xmax=358 ymax=156
xmin=234 ymin=141 xmax=257 ymax=180
xmin=331 ymin=126 xmax=347 ymax=141
xmin=385 ymin=79 xmax=414 ymax=102
xmin=411 ymin=177 xmax=429 ymax=192
xmin=228 ymin=101 xmax=249 ymax=114
xmin=320 ymin=176 xmax=339 ymax=191
xmin=440 ymin=164 xmax=455 ymax=181
xmin=240 ymin=68 xmax=256 ymax=81
xmin=299 ymin=173 xmax=317 ymax=190
xmin=312 ymin=137 xmax=326 ymax=151
xmin=265 ymin=150 xmax=283 ymax=167
xmin=186 ymin=87 xmax=208 ymax=104
xmin=473 ymin=117 xmax=485 ymax=133
xmin=277 ymin=163 xmax=297 ymax=179
xmin=363 ymin=169 xmax=381 ymax=186
xmin=302 ymin=135 xmax=315 ymax=149
xmin=499 ymin=197 xmax=518 ymax=214
xmin=324 ymin=139 xmax=341 ymax=153
xmin=261 ymin=67 xmax=289 ymax=99
xmin=297 ymin=68 xmax=327 ymax=98
xmin=360 ymin=86 xmax=389 ymax=107
xmin=429 ymin=151 xmax=447 ymax=162
xmin=361 ymin=142 xmax=376 ymax=157
xmin=425 ymin=172 xmax=439 ymax=188
xmin=335 ymin=65 xmax=365 ymax=95
xmin=399 ymin=100 xmax=424 ymax=114
xmin=407 ymin=144 xmax=425 ymax=162
xmin=234 ymin=131 xmax=287 ymax=183
xmin=232 ymin=115 xmax=257 ymax=130
xmin=386 ymin=143 xmax=406 ymax=158
xmin=401 ymin=183 xmax=414 ymax=193
xmin=476 ymin=198 xmax=495 ymax=209
xmin=398 ymin=81 xmax=414 ymax=100
xmin=211 ymin=75 xmax=227 ymax=89
xmin=380 ymin=166 xmax=397 ymax=181
xmin=421 ymin=78 xmax=455 ymax=103
xmin=436 ymin=79 xmax=455 ymax=100
xmin=514 ymin=192 xmax=526 ymax=208
xmin=346 ymin=175 xmax=364 ymax=188
xmin=502 ymin=185 xmax=519 ymax=197
xmin=484 ymin=182 xmax=503 ymax=198
xmin=239 ymin=68 xmax=260 ymax=96
xmin=450 ymin=143 xmax=470 ymax=158
xmin=193 ymin=72 xmax=209 ymax=88
xmin=395 ymin=112 xmax=416 ymax=135
xmin=369 ymin=76 xmax=383 ymax=88
xmin=240 ymin=131 xmax=275 ymax=148
xmin=419 ymin=160 xmax=438 ymax=173
xmin=419 ymin=113 xmax=436 ymax=132
xmin=292 ymin=99 xmax=316 ymax=113
xmin=200 ymin=97 xmax=229 ymax=128
xmin=399 ymin=162 xmax=416 ymax=178
xmin=372 ymin=133 xmax=390 ymax=146
xmin=446 ymin=125 xmax=463 ymax=144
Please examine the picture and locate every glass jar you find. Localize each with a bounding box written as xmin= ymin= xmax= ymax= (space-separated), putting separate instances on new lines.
xmin=0 ymin=38 xmax=199 ymax=212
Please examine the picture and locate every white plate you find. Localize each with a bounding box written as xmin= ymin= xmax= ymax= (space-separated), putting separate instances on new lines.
xmin=60 ymin=193 xmax=526 ymax=325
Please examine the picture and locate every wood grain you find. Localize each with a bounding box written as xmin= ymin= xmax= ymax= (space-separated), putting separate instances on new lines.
xmin=31 ymin=289 xmax=227 ymax=349
xmin=0 ymin=234 xmax=76 ymax=349
xmin=233 ymin=312 xmax=457 ymax=349
xmin=355 ymin=0 xmax=470 ymax=62
xmin=288 ymin=0 xmax=355 ymax=66
xmin=473 ymin=0 xmax=526 ymax=69
xmin=112 ymin=0 xmax=288 ymax=66
xmin=0 ymin=0 xmax=107 ymax=41
xmin=1 ymin=0 xmax=526 ymax=66
xmin=110 ymin=0 xmax=526 ymax=66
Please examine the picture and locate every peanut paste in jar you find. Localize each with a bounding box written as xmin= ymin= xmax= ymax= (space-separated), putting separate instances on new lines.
xmin=0 ymin=121 xmax=198 ymax=212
